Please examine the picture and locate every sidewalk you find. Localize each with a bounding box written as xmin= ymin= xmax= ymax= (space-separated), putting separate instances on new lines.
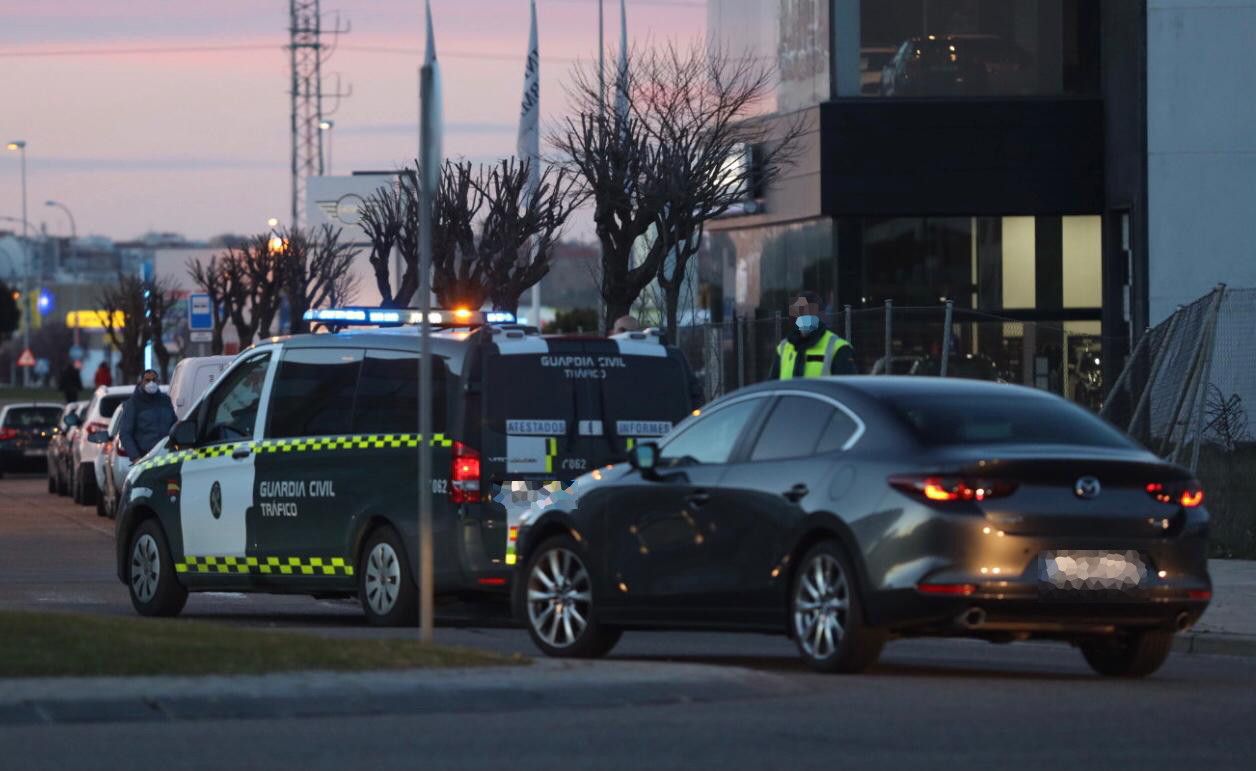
xmin=0 ymin=659 xmax=792 ymax=726
xmin=1175 ymin=558 xmax=1256 ymax=656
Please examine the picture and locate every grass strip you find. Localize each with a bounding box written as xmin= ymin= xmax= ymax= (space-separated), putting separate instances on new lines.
xmin=0 ymin=611 xmax=523 ymax=678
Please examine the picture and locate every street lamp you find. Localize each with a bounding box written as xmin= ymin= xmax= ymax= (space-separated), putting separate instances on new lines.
xmin=319 ymin=120 xmax=334 ymax=175
xmin=6 ymin=140 xmax=31 ymax=385
xmin=44 ymin=200 xmax=76 ymax=238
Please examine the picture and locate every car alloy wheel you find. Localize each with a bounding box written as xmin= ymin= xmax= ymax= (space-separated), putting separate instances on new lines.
xmin=794 ymin=552 xmax=850 ymax=661
xmin=526 ymin=547 xmax=593 ymax=649
xmin=364 ymin=542 xmax=402 ymax=616
xmin=130 ymin=533 xmax=161 ymax=604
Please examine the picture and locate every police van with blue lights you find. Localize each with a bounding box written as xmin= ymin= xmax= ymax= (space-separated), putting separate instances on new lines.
xmin=115 ymin=309 xmax=699 ymax=625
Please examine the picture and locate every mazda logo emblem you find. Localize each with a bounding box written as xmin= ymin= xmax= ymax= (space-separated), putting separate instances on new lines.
xmin=1074 ymin=476 xmax=1102 ymax=500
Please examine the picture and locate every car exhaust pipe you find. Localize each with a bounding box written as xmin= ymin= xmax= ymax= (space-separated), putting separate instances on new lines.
xmin=960 ymin=607 xmax=987 ymax=629
xmin=1176 ymin=611 xmax=1192 ymax=632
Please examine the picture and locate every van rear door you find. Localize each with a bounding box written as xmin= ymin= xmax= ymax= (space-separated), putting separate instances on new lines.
xmin=468 ymin=334 xmax=694 ymax=571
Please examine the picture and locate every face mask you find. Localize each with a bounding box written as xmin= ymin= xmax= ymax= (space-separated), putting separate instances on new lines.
xmin=795 ymin=314 xmax=820 ymax=334
xmin=143 ymin=382 xmax=159 ymax=395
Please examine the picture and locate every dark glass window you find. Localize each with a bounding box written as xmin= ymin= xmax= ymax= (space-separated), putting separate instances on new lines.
xmin=750 ymin=396 xmax=835 ymax=461
xmin=98 ymin=396 xmax=126 ymax=419
xmin=888 ymin=393 xmax=1135 ymax=449
xmin=267 ymin=349 xmax=362 ymax=439
xmin=815 ymin=408 xmax=860 ymax=453
xmin=203 ymin=353 xmax=272 ymax=443
xmin=351 ymin=350 xmax=446 ymax=435
xmin=660 ymin=398 xmax=762 ymax=466
xmin=3 ymin=407 xmax=62 ymax=427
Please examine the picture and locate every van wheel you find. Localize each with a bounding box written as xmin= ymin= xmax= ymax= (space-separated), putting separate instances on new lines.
xmin=790 ymin=540 xmax=885 ymax=674
xmin=522 ymin=535 xmax=621 ymax=658
xmin=128 ymin=520 xmax=188 ymax=617
xmin=1080 ymin=630 xmax=1174 ymax=678
xmin=358 ymin=527 xmax=418 ymax=626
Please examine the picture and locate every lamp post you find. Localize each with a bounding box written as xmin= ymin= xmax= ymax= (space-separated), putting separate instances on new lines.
xmin=44 ymin=200 xmax=76 ymax=239
xmin=319 ymin=120 xmax=335 ymax=175
xmin=5 ymin=140 xmax=30 ymax=386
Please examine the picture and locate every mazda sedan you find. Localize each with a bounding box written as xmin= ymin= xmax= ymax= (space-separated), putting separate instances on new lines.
xmin=511 ymin=378 xmax=1211 ymax=677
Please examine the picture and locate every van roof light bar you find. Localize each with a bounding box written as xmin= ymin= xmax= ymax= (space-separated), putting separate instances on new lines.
xmin=303 ymin=307 xmax=516 ymax=328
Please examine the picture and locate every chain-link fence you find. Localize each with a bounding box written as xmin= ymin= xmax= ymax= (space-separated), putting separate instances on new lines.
xmin=1102 ymin=285 xmax=1256 ymax=557
xmin=673 ymin=303 xmax=1108 ymax=409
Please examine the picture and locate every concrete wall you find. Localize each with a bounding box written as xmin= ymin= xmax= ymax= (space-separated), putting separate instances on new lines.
xmin=1147 ymin=0 xmax=1256 ymax=323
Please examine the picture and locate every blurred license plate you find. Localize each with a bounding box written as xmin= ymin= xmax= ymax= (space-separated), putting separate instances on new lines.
xmin=23 ymin=449 xmax=43 ymax=457
xmin=1039 ymin=550 xmax=1147 ymax=594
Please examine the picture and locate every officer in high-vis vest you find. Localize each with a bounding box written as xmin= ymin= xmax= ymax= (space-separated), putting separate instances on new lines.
xmin=769 ymin=291 xmax=857 ymax=379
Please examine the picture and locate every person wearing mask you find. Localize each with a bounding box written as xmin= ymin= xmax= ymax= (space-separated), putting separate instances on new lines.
xmin=769 ymin=291 xmax=857 ymax=379
xmin=94 ymin=361 xmax=113 ymax=388
xmin=119 ymin=370 xmax=177 ymax=460
xmin=58 ymin=361 xmax=82 ymax=404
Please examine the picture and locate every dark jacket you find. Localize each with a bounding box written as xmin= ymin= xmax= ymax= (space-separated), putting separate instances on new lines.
xmin=768 ymin=322 xmax=857 ymax=379
xmin=58 ymin=365 xmax=81 ymax=402
xmin=119 ymin=384 xmax=177 ymax=459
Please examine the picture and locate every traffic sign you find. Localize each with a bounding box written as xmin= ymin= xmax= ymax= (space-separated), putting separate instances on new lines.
xmin=189 ymin=331 xmax=212 ymax=343
xmin=16 ymin=348 xmax=35 ymax=367
xmin=189 ymin=293 xmax=213 ymax=331
xmin=68 ymin=345 xmax=84 ymax=361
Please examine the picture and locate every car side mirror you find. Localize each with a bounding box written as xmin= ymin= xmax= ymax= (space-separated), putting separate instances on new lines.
xmin=64 ymin=413 xmax=81 ymax=428
xmin=87 ymin=430 xmax=108 ymax=444
xmin=628 ymin=442 xmax=660 ymax=478
xmin=169 ymin=419 xmax=198 ymax=449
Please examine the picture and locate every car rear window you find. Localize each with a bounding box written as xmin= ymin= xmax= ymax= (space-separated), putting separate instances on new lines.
xmin=3 ymin=407 xmax=63 ymax=427
xmin=886 ymin=393 xmax=1136 ymax=449
xmin=99 ymin=396 xmax=127 ymax=419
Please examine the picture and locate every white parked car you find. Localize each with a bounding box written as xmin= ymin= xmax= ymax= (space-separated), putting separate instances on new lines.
xmin=89 ymin=407 xmax=132 ymax=519
xmin=169 ymin=356 xmax=234 ymax=418
xmin=71 ymin=385 xmax=135 ymax=505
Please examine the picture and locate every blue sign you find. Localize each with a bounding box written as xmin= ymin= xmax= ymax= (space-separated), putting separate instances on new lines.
xmin=188 ymin=293 xmax=213 ymax=331
xmin=68 ymin=345 xmax=84 ymax=361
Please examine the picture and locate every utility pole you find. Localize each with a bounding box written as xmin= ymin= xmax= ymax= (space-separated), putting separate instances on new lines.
xmin=288 ymin=1 xmax=350 ymax=228
xmin=7 ymin=141 xmax=29 ymax=386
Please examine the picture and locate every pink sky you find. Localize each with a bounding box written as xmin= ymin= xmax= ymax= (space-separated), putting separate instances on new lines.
xmin=0 ymin=0 xmax=705 ymax=241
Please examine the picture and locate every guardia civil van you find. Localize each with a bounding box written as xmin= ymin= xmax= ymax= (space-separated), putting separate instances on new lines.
xmin=115 ymin=310 xmax=698 ymax=625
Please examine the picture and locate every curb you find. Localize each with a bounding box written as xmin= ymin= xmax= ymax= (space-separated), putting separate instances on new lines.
xmin=1174 ymin=632 xmax=1256 ymax=658
xmin=0 ymin=660 xmax=792 ymax=727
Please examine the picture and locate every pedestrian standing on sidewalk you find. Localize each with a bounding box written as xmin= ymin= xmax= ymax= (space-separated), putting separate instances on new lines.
xmin=94 ymin=361 xmax=113 ymax=388
xmin=57 ymin=361 xmax=82 ymax=404
xmin=118 ymin=369 xmax=176 ymax=460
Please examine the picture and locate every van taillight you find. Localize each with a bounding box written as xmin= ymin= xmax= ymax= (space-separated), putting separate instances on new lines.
xmin=889 ymin=475 xmax=1017 ymax=503
xmin=0 ymin=428 xmax=16 ymax=441
xmin=451 ymin=441 xmax=481 ymax=504
xmin=1146 ymin=481 xmax=1204 ymax=508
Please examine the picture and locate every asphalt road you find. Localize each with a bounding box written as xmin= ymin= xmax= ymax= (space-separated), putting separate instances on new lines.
xmin=3 ymin=474 xmax=1255 ymax=770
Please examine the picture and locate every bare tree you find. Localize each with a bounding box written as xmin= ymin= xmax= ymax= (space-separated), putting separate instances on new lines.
xmin=553 ymin=48 xmax=674 ymax=332
xmin=187 ymin=254 xmax=231 ymax=354
xmin=98 ymin=273 xmax=179 ymax=382
xmin=357 ymin=180 xmax=409 ymax=307
xmin=280 ymin=224 xmax=360 ymax=333
xmin=431 ymin=160 xmax=486 ymax=309
xmin=646 ymin=44 xmax=804 ymax=341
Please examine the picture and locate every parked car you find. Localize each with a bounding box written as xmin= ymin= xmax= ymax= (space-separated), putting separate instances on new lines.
xmin=90 ymin=406 xmax=132 ymax=519
xmin=0 ymin=403 xmax=64 ymax=477
xmin=169 ymin=355 xmax=234 ymax=418
xmin=513 ymin=377 xmax=1211 ymax=678
xmin=46 ymin=401 xmax=85 ymax=494
xmin=860 ymin=46 xmax=898 ymax=95
xmin=71 ymin=386 xmax=132 ymax=505
xmin=910 ymin=352 xmax=1006 ymax=381
xmin=880 ymin=34 xmax=1031 ymax=97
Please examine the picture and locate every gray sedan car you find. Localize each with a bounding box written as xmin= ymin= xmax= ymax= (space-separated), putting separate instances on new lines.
xmin=512 ymin=378 xmax=1211 ymax=677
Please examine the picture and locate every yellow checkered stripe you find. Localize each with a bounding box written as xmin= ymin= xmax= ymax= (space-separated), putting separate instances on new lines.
xmin=135 ymin=434 xmax=454 ymax=472
xmin=175 ymin=555 xmax=354 ymax=576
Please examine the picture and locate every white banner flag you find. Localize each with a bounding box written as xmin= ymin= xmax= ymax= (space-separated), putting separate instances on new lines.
xmin=614 ymin=0 xmax=629 ymax=123
xmin=517 ymin=0 xmax=540 ymax=195
xmin=421 ymin=0 xmax=443 ymax=194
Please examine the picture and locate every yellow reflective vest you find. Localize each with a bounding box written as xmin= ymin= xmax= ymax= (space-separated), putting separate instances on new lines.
xmin=776 ymin=330 xmax=852 ymax=380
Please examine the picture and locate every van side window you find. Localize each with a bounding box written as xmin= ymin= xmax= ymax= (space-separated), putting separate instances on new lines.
xmin=267 ymin=348 xmax=363 ymax=439
xmin=352 ymin=350 xmax=447 ymax=435
xmin=202 ymin=353 xmax=272 ymax=443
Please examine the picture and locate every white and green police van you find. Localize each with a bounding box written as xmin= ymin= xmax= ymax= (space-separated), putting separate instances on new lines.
xmin=115 ymin=311 xmax=698 ymax=625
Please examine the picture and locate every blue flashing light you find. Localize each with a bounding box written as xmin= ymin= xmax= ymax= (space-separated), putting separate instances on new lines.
xmin=302 ymin=307 xmax=517 ymax=328
xmin=37 ymin=289 xmax=53 ymax=315
xmin=304 ymin=308 xmax=367 ymax=323
xmin=485 ymin=311 xmax=516 ymax=324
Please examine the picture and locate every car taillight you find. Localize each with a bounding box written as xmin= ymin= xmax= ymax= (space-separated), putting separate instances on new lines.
xmin=450 ymin=441 xmax=481 ymax=504
xmin=889 ymin=475 xmax=1017 ymax=503
xmin=85 ymin=421 xmax=108 ymax=435
xmin=0 ymin=428 xmax=16 ymax=441
xmin=1145 ymin=481 xmax=1205 ymax=508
